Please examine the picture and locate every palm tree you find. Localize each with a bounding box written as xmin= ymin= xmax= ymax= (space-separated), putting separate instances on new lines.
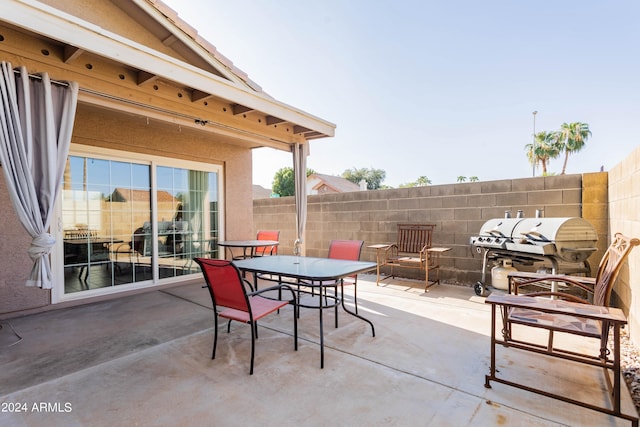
xmin=456 ymin=176 xmax=467 ymax=183
xmin=558 ymin=122 xmax=591 ymax=174
xmin=526 ymin=131 xmax=562 ymax=175
xmin=469 ymin=176 xmax=479 ymax=182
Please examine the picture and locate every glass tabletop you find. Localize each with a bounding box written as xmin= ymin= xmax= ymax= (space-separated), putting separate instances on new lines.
xmin=233 ymin=255 xmax=376 ymax=282
xmin=217 ymin=240 xmax=279 ymax=247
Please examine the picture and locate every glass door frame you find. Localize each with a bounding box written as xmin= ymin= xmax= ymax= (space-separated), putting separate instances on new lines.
xmin=51 ymin=145 xmax=225 ymax=304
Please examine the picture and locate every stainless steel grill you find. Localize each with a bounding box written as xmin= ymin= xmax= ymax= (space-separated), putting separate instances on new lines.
xmin=470 ymin=216 xmax=598 ymax=296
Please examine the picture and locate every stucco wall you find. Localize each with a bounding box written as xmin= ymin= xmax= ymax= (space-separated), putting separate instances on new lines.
xmin=71 ymin=106 xmax=254 ymax=240
xmin=0 ymin=178 xmax=51 ymax=312
xmin=254 ymin=173 xmax=607 ymax=285
xmin=0 ymin=106 xmax=253 ymax=316
xmin=609 ymin=146 xmax=640 ymax=345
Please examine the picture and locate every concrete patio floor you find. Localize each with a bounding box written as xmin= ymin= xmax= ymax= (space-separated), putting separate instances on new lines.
xmin=0 ymin=274 xmax=637 ymax=426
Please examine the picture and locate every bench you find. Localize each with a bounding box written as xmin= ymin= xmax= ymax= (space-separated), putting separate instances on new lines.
xmin=484 ymin=233 xmax=640 ymax=426
xmin=369 ymin=223 xmax=449 ymax=291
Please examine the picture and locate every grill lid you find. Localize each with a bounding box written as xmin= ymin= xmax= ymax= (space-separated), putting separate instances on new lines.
xmin=472 ymin=217 xmax=598 ymax=263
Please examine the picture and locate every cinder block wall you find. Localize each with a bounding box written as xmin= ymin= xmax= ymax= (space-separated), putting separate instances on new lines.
xmin=609 ymin=146 xmax=640 ymax=345
xmin=254 ymin=173 xmax=607 ymax=286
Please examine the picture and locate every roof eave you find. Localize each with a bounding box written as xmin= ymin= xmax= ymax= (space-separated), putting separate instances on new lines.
xmin=3 ymin=0 xmax=336 ymax=141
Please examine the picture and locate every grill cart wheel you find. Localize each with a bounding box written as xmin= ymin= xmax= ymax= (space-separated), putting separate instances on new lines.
xmin=474 ymin=282 xmax=488 ymax=297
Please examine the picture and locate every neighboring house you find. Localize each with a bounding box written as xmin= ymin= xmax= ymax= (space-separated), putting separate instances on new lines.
xmin=110 ymin=188 xmax=175 ymax=203
xmin=0 ymin=0 xmax=334 ymax=316
xmin=252 ymin=185 xmax=273 ymax=200
xmin=307 ymin=173 xmax=361 ymax=195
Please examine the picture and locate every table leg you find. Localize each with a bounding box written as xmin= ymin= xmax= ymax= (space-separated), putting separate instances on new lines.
xmin=613 ymin=323 xmax=621 ymax=414
xmin=319 ymin=281 xmax=324 ymax=369
xmin=375 ymin=249 xmax=382 ymax=286
xmin=424 ymin=254 xmax=430 ymax=291
xmin=485 ymin=303 xmax=496 ymax=388
xmin=340 ymin=281 xmax=375 ymax=337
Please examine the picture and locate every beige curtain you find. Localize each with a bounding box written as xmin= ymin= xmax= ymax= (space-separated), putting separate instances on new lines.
xmin=0 ymin=62 xmax=78 ymax=288
xmin=292 ymin=142 xmax=309 ymax=256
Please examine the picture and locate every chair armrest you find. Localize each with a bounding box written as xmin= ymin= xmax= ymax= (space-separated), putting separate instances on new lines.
xmin=508 ymin=273 xmax=595 ymax=299
xmin=248 ymin=283 xmax=298 ymax=304
xmin=419 ymin=245 xmax=431 ymax=261
xmin=513 ymin=291 xmax=589 ymax=304
xmin=242 ymin=278 xmax=256 ymax=293
xmin=385 ymin=244 xmax=399 ymax=260
xmin=110 ymin=242 xmax=132 ymax=252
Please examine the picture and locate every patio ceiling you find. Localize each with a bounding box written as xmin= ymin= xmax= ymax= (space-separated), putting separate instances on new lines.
xmin=2 ymin=0 xmax=335 ymax=151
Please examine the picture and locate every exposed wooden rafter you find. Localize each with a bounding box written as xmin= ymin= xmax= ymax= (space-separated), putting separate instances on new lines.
xmin=161 ymin=34 xmax=179 ymax=47
xmin=304 ymin=131 xmax=323 ymax=139
xmin=137 ymin=70 xmax=159 ymax=86
xmin=232 ymin=104 xmax=254 ymax=115
xmin=266 ymin=116 xmax=285 ymax=126
xmin=191 ymin=89 xmax=211 ymax=102
xmin=63 ymin=45 xmax=84 ymax=63
xmin=293 ymin=125 xmax=312 ymax=134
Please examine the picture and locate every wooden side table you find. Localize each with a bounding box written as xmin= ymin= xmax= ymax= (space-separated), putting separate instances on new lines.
xmin=425 ymin=247 xmax=451 ymax=290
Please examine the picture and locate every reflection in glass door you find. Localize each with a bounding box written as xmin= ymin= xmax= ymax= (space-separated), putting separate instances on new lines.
xmin=156 ymin=166 xmax=219 ymax=279
xmin=61 ymin=155 xmax=220 ymax=295
xmin=62 ymin=156 xmax=151 ymax=293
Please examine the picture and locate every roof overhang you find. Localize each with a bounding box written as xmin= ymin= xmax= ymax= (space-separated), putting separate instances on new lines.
xmin=2 ymin=0 xmax=335 ymax=150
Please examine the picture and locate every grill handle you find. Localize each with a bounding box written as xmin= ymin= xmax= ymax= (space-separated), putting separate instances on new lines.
xmin=487 ymin=229 xmax=505 ymax=237
xmin=560 ymin=247 xmax=598 ymax=253
xmin=519 ymin=231 xmax=549 ymax=241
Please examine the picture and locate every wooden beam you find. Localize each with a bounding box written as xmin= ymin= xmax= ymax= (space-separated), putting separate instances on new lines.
xmin=63 ymin=45 xmax=83 ymax=63
xmin=137 ymin=71 xmax=158 ymax=86
xmin=266 ymin=116 xmax=285 ymax=126
xmin=191 ymin=89 xmax=212 ymax=102
xmin=162 ymin=34 xmax=179 ymax=47
xmin=233 ymin=104 xmax=254 ymax=115
xmin=304 ymin=131 xmax=323 ymax=138
xmin=293 ymin=125 xmax=312 ymax=134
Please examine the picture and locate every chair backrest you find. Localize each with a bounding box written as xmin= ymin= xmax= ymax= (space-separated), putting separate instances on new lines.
xmin=255 ymin=230 xmax=280 ymax=256
xmin=328 ymin=239 xmax=364 ymax=261
xmin=131 ymin=227 xmax=146 ymax=255
xmin=593 ymin=233 xmax=639 ymax=306
xmin=194 ymin=258 xmax=250 ymax=312
xmin=396 ymin=223 xmax=435 ymax=253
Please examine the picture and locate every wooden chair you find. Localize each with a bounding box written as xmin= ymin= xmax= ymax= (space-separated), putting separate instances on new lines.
xmin=505 ymin=232 xmax=639 ymax=360
xmin=194 ymin=258 xmax=298 ymax=375
xmin=485 ymin=233 xmax=639 ymax=425
xmin=373 ymin=223 xmax=442 ymax=290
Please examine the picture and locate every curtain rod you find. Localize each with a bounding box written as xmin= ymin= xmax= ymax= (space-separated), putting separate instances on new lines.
xmin=12 ymin=68 xmax=71 ymax=87
xmin=9 ymin=68 xmax=303 ymax=147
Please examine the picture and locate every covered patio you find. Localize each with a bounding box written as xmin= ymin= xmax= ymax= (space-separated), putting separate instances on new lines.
xmin=1 ymin=275 xmax=636 ymax=426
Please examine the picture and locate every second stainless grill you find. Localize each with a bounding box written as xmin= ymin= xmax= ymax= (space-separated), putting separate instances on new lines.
xmin=470 ymin=216 xmax=598 ymax=296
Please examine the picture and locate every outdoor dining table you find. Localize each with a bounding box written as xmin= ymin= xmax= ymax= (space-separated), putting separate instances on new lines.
xmin=216 ymin=239 xmax=279 ymax=260
xmin=233 ymin=255 xmax=377 ymax=368
xmin=64 ymin=238 xmax=123 ymax=280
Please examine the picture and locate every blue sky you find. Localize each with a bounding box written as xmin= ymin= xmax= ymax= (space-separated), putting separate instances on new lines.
xmin=162 ymin=0 xmax=639 ymax=188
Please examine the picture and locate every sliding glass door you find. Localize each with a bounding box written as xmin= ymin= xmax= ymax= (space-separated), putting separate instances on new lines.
xmin=155 ymin=166 xmax=219 ymax=280
xmin=59 ymin=152 xmax=221 ymax=297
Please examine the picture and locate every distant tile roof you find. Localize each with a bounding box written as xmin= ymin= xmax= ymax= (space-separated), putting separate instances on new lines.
xmin=308 ymin=174 xmax=360 ymax=193
xmin=253 ymin=185 xmax=272 ymax=199
xmin=112 ymin=188 xmax=176 ymax=203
